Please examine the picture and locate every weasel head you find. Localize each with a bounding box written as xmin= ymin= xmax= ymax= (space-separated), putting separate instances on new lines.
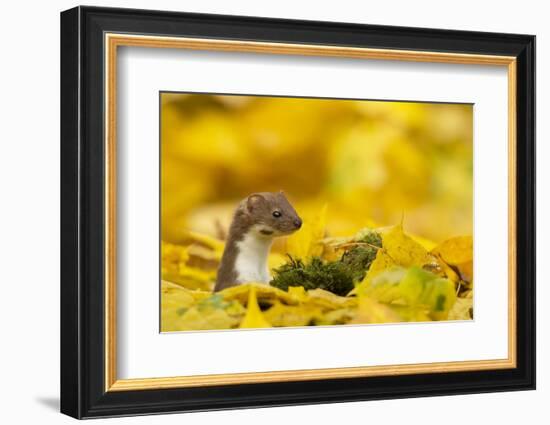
xmin=244 ymin=191 xmax=302 ymax=238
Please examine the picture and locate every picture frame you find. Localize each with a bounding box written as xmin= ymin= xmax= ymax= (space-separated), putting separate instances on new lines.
xmin=60 ymin=5 xmax=535 ymax=419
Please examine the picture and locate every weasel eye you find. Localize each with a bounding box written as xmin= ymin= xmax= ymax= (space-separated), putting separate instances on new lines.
xmin=272 ymin=211 xmax=282 ymax=218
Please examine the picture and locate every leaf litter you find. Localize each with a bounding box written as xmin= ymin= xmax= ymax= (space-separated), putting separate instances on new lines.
xmin=161 ymin=211 xmax=473 ymax=332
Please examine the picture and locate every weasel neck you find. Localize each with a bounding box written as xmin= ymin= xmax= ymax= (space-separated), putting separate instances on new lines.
xmin=234 ymin=229 xmax=273 ymax=284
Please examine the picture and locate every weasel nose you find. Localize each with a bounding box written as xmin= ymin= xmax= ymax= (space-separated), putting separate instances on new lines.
xmin=294 ymin=218 xmax=302 ymax=229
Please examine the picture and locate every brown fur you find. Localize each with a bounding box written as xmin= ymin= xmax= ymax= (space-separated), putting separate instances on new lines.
xmin=214 ymin=192 xmax=301 ymax=291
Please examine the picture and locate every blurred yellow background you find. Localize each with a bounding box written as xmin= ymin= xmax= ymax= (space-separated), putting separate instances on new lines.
xmin=161 ymin=93 xmax=472 ymax=246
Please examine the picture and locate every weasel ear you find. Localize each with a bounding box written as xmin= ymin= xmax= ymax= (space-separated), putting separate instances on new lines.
xmin=278 ymin=190 xmax=288 ymax=200
xmin=246 ymin=193 xmax=265 ymax=213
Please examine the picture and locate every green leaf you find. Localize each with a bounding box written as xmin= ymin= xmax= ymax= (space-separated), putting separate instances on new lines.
xmin=361 ymin=266 xmax=457 ymax=320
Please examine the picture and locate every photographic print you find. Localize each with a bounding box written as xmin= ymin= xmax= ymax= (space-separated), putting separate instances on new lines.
xmin=160 ymin=93 xmax=474 ymax=332
xmin=61 ymin=7 xmax=535 ymax=417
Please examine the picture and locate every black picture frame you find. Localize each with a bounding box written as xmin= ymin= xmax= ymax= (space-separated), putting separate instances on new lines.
xmin=60 ymin=5 xmax=535 ymax=419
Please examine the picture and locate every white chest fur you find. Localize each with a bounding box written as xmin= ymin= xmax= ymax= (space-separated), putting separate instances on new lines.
xmin=234 ymin=230 xmax=273 ymax=284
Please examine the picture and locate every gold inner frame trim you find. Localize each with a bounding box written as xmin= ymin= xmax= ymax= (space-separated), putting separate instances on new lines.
xmin=104 ymin=33 xmax=517 ymax=392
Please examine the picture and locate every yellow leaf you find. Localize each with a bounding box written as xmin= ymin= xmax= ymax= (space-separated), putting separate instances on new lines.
xmin=161 ymin=285 xmax=197 ymax=331
xmin=182 ymin=230 xmax=225 ymax=259
xmin=448 ymin=297 xmax=473 ymax=321
xmin=187 ymin=244 xmax=220 ymax=263
xmin=432 ymin=236 xmax=473 ymax=264
xmin=349 ymin=248 xmax=395 ymax=295
xmin=367 ymin=248 xmax=396 ymax=276
xmin=220 ymin=283 xmax=297 ymax=306
xmin=431 ymin=236 xmax=473 ymax=284
xmin=161 ymin=282 xmax=245 ymax=331
xmin=390 ymin=305 xmax=431 ymax=322
xmin=268 ymin=252 xmax=288 ymax=271
xmin=381 ymin=224 xmax=432 ymax=267
xmin=177 ymin=263 xmax=216 ymax=287
xmin=239 ymin=287 xmax=272 ymax=328
xmin=285 ymin=204 xmax=327 ymax=260
xmin=316 ymin=308 xmax=356 ymax=325
xmin=163 ymin=306 xmax=239 ymax=332
xmin=161 ymin=241 xmax=216 ymax=290
xmin=305 ymin=288 xmax=356 ymax=310
xmin=264 ymin=302 xmax=323 ymax=327
xmin=354 ymin=225 xmax=432 ymax=296
xmin=409 ymin=234 xmax=437 ymax=251
xmin=287 ymin=286 xmax=308 ymax=302
xmin=161 ymin=280 xmax=211 ymax=302
xmin=351 ymin=294 xmax=403 ymax=324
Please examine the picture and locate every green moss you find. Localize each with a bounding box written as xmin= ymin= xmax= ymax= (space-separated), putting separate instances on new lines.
xmin=341 ymin=230 xmax=382 ymax=282
xmin=271 ymin=231 xmax=382 ymax=296
xmin=271 ymin=256 xmax=354 ymax=296
xmin=354 ymin=229 xmax=383 ymax=246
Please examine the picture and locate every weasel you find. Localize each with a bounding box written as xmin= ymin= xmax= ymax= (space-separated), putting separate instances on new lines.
xmin=214 ymin=191 xmax=302 ymax=292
